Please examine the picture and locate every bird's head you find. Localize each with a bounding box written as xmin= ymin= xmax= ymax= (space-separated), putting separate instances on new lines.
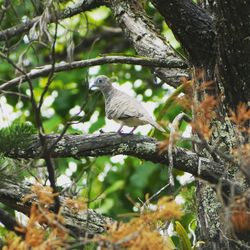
xmin=91 ymin=75 xmax=112 ymax=91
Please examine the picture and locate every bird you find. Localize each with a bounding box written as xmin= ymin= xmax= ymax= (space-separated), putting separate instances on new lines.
xmin=91 ymin=75 xmax=165 ymax=134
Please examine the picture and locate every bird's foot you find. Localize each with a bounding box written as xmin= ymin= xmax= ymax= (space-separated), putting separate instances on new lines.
xmin=117 ymin=130 xmax=132 ymax=136
xmin=117 ymin=127 xmax=137 ymax=135
xmin=117 ymin=130 xmax=126 ymax=135
xmin=129 ymin=127 xmax=137 ymax=134
xmin=117 ymin=125 xmax=124 ymax=135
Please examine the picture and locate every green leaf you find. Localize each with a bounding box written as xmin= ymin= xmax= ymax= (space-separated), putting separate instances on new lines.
xmin=175 ymin=221 xmax=192 ymax=250
xmin=129 ymin=162 xmax=156 ymax=188
xmin=96 ymin=198 xmax=114 ymax=214
xmin=104 ymin=180 xmax=125 ymax=196
xmin=89 ymin=116 xmax=105 ymax=133
xmin=43 ymin=115 xmax=62 ymax=132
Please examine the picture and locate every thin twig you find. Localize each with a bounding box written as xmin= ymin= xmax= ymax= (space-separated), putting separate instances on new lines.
xmin=168 ymin=112 xmax=189 ymax=186
xmin=0 ymin=0 xmax=104 ymax=41
xmin=0 ymin=90 xmax=30 ymax=99
xmin=35 ymin=7 xmax=61 ymax=213
xmin=141 ymin=183 xmax=170 ymax=210
xmin=0 ymin=0 xmax=10 ymax=25
xmin=0 ymin=45 xmax=61 ymax=212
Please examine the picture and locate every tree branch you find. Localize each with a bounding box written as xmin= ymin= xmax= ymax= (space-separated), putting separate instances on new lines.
xmin=0 ymin=55 xmax=187 ymax=91
xmin=1 ymin=0 xmax=189 ymax=87
xmin=0 ymin=180 xmax=112 ymax=237
xmin=151 ymin=0 xmax=216 ymax=67
xmin=4 ymin=133 xmax=242 ymax=195
xmin=0 ymin=207 xmax=22 ymax=234
xmin=0 ymin=0 xmax=103 ymax=41
xmin=108 ymin=0 xmax=189 ymax=86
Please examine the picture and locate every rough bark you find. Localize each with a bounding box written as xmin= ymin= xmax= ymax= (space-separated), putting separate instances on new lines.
xmin=2 ymin=133 xmax=241 ymax=196
xmin=0 ymin=180 xmax=112 ymax=237
xmin=195 ymin=2 xmax=250 ymax=248
xmin=3 ymin=132 xmax=247 ymax=247
xmin=216 ymin=0 xmax=250 ymax=108
xmin=150 ymin=1 xmax=249 ymax=249
xmin=152 ymin=0 xmax=216 ymax=67
xmin=108 ymin=0 xmax=189 ymax=86
xmin=0 ymin=208 xmax=22 ymax=233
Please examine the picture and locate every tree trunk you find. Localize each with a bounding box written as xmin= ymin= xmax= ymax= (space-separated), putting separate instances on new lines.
xmin=152 ymin=1 xmax=250 ymax=249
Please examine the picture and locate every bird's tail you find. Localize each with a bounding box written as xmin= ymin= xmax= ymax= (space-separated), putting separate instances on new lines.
xmin=149 ymin=120 xmax=166 ymax=133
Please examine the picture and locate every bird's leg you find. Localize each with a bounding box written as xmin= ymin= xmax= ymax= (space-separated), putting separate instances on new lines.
xmin=129 ymin=126 xmax=137 ymax=134
xmin=117 ymin=125 xmax=124 ymax=134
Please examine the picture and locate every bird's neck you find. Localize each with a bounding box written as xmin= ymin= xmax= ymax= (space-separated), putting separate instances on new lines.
xmin=100 ymin=85 xmax=115 ymax=99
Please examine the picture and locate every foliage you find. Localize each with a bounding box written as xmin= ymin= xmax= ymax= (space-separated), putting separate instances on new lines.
xmin=3 ymin=184 xmax=69 ymax=250
xmin=0 ymin=1 xmax=197 ymax=248
xmin=0 ymin=122 xmax=36 ymax=153
xmin=2 ymin=0 xmax=249 ymax=249
xmin=98 ymin=197 xmax=182 ymax=250
xmin=175 ymin=221 xmax=192 ymax=250
xmin=0 ymin=155 xmax=26 ymax=181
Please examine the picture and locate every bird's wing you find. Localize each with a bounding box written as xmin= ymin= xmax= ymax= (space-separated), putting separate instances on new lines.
xmin=105 ymin=88 xmax=165 ymax=131
xmin=106 ymin=90 xmax=148 ymax=120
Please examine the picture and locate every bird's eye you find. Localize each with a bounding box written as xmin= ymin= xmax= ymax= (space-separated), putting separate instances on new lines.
xmin=98 ymin=79 xmax=102 ymax=83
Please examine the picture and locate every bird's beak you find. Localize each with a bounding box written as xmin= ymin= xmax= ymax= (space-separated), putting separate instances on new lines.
xmin=89 ymin=83 xmax=98 ymax=91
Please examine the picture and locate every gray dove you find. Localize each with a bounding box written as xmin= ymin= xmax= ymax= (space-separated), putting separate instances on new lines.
xmin=91 ymin=75 xmax=165 ymax=134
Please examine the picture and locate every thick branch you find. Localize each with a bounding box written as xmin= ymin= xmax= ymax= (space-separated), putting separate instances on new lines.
xmin=0 ymin=55 xmax=187 ymax=90
xmin=108 ymin=0 xmax=189 ymax=86
xmin=216 ymin=1 xmax=250 ymax=108
xmin=0 ymin=180 xmax=112 ymax=237
xmin=151 ymin=0 xmax=216 ymax=67
xmin=4 ymin=133 xmax=242 ymax=194
xmin=0 ymin=207 xmax=22 ymax=234
xmin=0 ymin=0 xmax=103 ymax=41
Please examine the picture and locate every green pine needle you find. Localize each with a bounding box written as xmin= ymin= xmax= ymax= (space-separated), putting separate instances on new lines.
xmin=0 ymin=122 xmax=36 ymax=154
